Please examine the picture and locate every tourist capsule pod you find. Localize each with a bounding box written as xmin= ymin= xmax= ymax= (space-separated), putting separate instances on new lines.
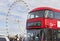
xmin=26 ymin=7 xmax=60 ymax=41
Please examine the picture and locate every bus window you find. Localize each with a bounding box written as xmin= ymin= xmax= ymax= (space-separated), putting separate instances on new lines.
xmin=27 ymin=29 xmax=44 ymax=41
xmin=27 ymin=14 xmax=30 ymax=19
xmin=45 ymin=10 xmax=54 ymax=18
xmin=28 ymin=11 xmax=45 ymax=19
xmin=27 ymin=22 xmax=41 ymax=26
xmin=57 ymin=30 xmax=60 ymax=41
xmin=30 ymin=14 xmax=34 ymax=18
xmin=58 ymin=33 xmax=60 ymax=38
xmin=55 ymin=12 xmax=60 ymax=19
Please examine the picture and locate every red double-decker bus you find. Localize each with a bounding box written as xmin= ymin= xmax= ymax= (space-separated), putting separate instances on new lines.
xmin=26 ymin=7 xmax=60 ymax=41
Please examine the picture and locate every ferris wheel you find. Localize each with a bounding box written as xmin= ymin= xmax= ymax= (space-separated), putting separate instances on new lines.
xmin=6 ymin=0 xmax=30 ymax=35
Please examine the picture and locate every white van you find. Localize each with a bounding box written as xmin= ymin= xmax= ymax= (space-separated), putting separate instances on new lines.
xmin=0 ymin=35 xmax=10 ymax=41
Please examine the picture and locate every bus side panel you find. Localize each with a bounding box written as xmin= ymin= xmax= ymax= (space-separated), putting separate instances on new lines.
xmin=45 ymin=18 xmax=57 ymax=29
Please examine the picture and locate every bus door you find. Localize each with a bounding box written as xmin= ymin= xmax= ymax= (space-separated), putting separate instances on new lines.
xmin=34 ymin=29 xmax=57 ymax=41
xmin=44 ymin=29 xmax=57 ymax=41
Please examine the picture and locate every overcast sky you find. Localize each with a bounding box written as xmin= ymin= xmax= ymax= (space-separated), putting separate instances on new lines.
xmin=0 ymin=0 xmax=60 ymax=35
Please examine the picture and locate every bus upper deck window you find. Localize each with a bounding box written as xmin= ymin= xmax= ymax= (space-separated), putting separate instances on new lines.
xmin=45 ymin=10 xmax=54 ymax=18
xmin=55 ymin=12 xmax=60 ymax=19
xmin=36 ymin=15 xmax=39 ymax=18
xmin=27 ymin=14 xmax=30 ymax=19
xmin=28 ymin=10 xmax=45 ymax=19
xmin=30 ymin=14 xmax=34 ymax=18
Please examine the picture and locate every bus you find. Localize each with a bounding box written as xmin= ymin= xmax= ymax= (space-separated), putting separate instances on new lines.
xmin=26 ymin=7 xmax=60 ymax=41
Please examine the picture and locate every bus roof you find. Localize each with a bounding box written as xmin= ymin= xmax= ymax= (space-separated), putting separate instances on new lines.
xmin=30 ymin=7 xmax=60 ymax=12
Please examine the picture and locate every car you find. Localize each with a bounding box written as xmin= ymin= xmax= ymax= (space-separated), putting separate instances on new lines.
xmin=0 ymin=35 xmax=10 ymax=41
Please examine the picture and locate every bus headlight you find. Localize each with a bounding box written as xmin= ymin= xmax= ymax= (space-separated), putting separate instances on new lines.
xmin=37 ymin=22 xmax=41 ymax=26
